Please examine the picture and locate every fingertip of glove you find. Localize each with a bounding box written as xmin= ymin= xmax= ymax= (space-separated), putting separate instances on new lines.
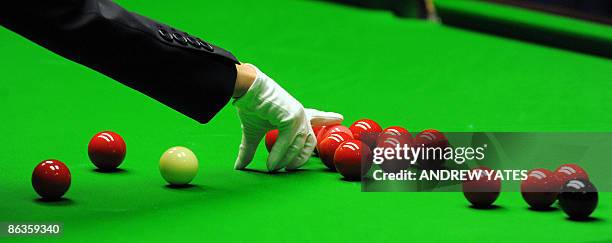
xmin=234 ymin=160 xmax=247 ymax=170
xmin=266 ymin=161 xmax=283 ymax=172
xmin=266 ymin=166 xmax=282 ymax=173
xmin=285 ymin=163 xmax=302 ymax=171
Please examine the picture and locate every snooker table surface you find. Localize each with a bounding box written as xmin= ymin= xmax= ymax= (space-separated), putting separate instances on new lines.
xmin=1 ymin=0 xmax=611 ymax=242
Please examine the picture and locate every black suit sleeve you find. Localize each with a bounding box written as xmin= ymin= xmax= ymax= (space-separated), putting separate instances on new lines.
xmin=0 ymin=0 xmax=240 ymax=123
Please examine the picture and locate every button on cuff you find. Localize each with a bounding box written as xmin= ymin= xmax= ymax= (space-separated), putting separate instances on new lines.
xmin=185 ymin=35 xmax=200 ymax=48
xmin=172 ymin=33 xmax=188 ymax=45
xmin=157 ymin=29 xmax=173 ymax=42
xmin=197 ymin=38 xmax=214 ymax=52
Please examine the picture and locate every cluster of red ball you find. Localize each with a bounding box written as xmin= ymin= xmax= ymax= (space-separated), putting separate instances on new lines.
xmin=463 ymin=164 xmax=598 ymax=220
xmin=265 ymin=119 xmax=448 ymax=181
xmin=32 ymin=131 xmax=126 ymax=200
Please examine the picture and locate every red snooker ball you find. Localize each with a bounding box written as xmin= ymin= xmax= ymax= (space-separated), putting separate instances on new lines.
xmin=376 ymin=130 xmax=412 ymax=148
xmin=319 ymin=132 xmax=353 ymax=170
xmin=521 ymin=168 xmax=559 ymax=209
xmin=32 ymin=159 xmax=71 ymax=200
xmin=414 ymin=129 xmax=448 ymax=147
xmin=555 ymin=164 xmax=589 ymax=185
xmin=334 ymin=139 xmax=373 ymax=181
xmin=349 ymin=119 xmax=382 ymax=149
xmin=413 ymin=129 xmax=449 ymax=169
xmin=462 ymin=166 xmax=501 ymax=208
xmin=88 ymin=131 xmax=126 ymax=170
xmin=382 ymin=126 xmax=411 ymax=137
xmin=316 ymin=125 xmax=352 ymax=146
xmin=265 ymin=129 xmax=279 ymax=152
xmin=376 ymin=133 xmax=413 ymax=173
xmin=313 ymin=126 xmax=325 ymax=139
xmin=558 ymin=179 xmax=599 ymax=220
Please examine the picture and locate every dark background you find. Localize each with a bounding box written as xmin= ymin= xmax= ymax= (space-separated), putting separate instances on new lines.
xmin=327 ymin=0 xmax=612 ymax=25
xmin=491 ymin=0 xmax=612 ymax=25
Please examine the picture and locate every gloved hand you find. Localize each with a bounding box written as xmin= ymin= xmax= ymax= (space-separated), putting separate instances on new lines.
xmin=233 ymin=64 xmax=343 ymax=172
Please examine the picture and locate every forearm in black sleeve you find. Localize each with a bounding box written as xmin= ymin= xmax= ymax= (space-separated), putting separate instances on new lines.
xmin=0 ymin=0 xmax=239 ymax=123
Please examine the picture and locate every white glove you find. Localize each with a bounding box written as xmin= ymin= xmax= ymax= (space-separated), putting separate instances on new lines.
xmin=233 ymin=64 xmax=343 ymax=172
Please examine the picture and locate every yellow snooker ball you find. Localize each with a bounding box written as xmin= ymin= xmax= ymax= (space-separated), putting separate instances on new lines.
xmin=159 ymin=146 xmax=199 ymax=185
